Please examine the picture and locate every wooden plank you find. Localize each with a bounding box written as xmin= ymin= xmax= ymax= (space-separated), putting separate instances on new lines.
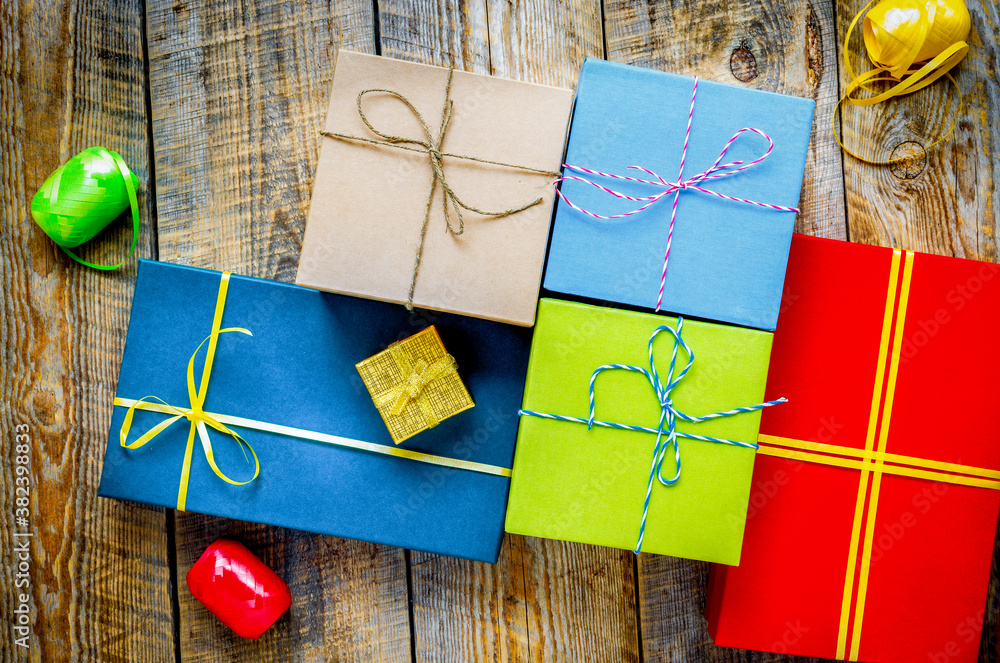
xmin=839 ymin=2 xmax=1000 ymax=661
xmin=376 ymin=2 xmax=639 ymax=661
xmin=486 ymin=6 xmax=640 ymax=662
xmin=838 ymin=0 xmax=1000 ymax=257
xmin=378 ymin=0 xmax=491 ymax=71
xmin=148 ymin=0 xmax=376 ymax=277
xmin=635 ymin=556 xmax=831 ymax=663
xmin=0 ymin=0 xmax=172 ymax=660
xmin=144 ymin=2 xmax=411 ymax=661
xmin=487 ymin=0 xmax=604 ymax=86
xmin=174 ymin=518 xmax=412 ymax=663
xmin=410 ymin=538 xmax=640 ymax=663
xmin=602 ymin=0 xmax=846 ymax=660
xmin=603 ymin=0 xmax=848 ymax=240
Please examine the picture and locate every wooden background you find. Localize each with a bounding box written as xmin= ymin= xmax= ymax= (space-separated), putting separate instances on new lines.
xmin=2 ymin=0 xmax=998 ymax=660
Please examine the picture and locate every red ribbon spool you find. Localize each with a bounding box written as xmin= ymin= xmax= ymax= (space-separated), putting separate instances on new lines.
xmin=186 ymin=539 xmax=292 ymax=639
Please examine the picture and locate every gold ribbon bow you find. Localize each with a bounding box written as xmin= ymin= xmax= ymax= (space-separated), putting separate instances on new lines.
xmin=119 ymin=273 xmax=259 ymax=511
xmin=372 ymin=352 xmax=458 ymax=429
xmin=320 ymin=66 xmax=560 ymax=310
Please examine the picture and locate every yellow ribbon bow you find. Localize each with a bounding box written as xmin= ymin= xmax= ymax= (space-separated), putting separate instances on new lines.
xmin=836 ymin=0 xmax=970 ymax=164
xmin=119 ymin=273 xmax=259 ymax=511
xmin=374 ymin=353 xmax=458 ymax=428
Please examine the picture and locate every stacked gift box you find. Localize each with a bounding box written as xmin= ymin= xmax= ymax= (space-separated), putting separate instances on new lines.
xmin=93 ymin=50 xmax=1000 ymax=661
xmin=505 ymin=57 xmax=814 ymax=563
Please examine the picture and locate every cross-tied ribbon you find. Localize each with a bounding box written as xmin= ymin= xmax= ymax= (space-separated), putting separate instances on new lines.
xmin=554 ymin=76 xmax=799 ymax=312
xmin=320 ymin=66 xmax=560 ymax=311
xmin=119 ymin=274 xmax=258 ymax=512
xmin=372 ymin=351 xmax=457 ymax=428
xmin=519 ymin=318 xmax=786 ymax=553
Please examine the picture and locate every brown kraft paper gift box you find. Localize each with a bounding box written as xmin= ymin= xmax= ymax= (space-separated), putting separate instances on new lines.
xmin=296 ymin=50 xmax=574 ymax=326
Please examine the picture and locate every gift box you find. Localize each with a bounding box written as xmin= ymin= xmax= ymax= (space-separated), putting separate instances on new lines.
xmin=97 ymin=259 xmax=531 ymax=563
xmin=505 ymin=298 xmax=776 ymax=563
xmin=296 ymin=50 xmax=574 ymax=326
xmin=356 ymin=325 xmax=474 ymax=444
xmin=543 ymin=58 xmax=815 ymax=331
xmin=706 ymin=234 xmax=1000 ymax=663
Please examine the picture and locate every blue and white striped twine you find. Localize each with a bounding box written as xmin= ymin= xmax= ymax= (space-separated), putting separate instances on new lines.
xmin=519 ymin=318 xmax=786 ymax=554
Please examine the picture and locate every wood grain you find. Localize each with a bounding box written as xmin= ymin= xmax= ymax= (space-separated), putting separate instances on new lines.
xmin=376 ymin=3 xmax=639 ymax=661
xmin=603 ymin=0 xmax=848 ymax=240
xmin=838 ymin=0 xmax=1000 ymax=259
xmin=836 ymin=2 xmax=999 ymax=660
xmin=148 ymin=0 xmax=376 ymax=278
xmin=486 ymin=0 xmax=604 ymax=87
xmin=144 ymin=1 xmax=409 ymax=661
xmin=174 ymin=517 xmax=412 ymax=663
xmin=6 ymin=0 xmax=998 ymax=660
xmin=378 ymin=0 xmax=491 ymax=72
xmin=0 ymin=0 xmax=172 ymax=661
xmin=602 ymin=1 xmax=846 ymax=660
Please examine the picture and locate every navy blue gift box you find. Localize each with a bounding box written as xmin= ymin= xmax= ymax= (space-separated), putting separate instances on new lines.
xmin=98 ymin=260 xmax=530 ymax=563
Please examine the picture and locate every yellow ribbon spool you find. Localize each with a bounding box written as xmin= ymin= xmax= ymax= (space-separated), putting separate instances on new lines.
xmin=837 ymin=0 xmax=971 ymax=165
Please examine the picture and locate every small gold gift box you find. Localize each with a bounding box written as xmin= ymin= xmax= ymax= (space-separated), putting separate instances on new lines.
xmin=356 ymin=326 xmax=474 ymax=444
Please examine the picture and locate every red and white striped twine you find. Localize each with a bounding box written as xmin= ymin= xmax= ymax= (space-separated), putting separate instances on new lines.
xmin=554 ymin=76 xmax=799 ymax=312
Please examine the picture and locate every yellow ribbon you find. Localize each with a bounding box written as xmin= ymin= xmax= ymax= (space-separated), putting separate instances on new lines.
xmin=757 ymin=435 xmax=1000 ymax=490
xmin=835 ymin=0 xmax=970 ymax=165
xmin=119 ymin=273 xmax=259 ymax=511
xmin=370 ymin=351 xmax=458 ymax=429
xmin=117 ymin=274 xmax=511 ymax=505
xmin=756 ymin=248 xmax=1000 ymax=661
xmin=115 ymin=396 xmax=511 ymax=478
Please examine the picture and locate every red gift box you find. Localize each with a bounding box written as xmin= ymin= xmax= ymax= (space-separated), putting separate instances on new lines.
xmin=706 ymin=234 xmax=1000 ymax=663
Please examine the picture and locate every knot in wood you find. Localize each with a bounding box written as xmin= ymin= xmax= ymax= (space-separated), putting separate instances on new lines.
xmin=730 ymin=41 xmax=759 ymax=82
xmin=889 ymin=141 xmax=927 ymax=180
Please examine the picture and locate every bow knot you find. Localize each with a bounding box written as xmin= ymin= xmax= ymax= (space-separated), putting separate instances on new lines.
xmin=319 ymin=68 xmax=561 ymax=310
xmin=390 ymin=358 xmax=440 ymax=416
xmin=373 ymin=351 xmax=458 ymax=428
xmin=520 ymin=316 xmax=787 ymax=554
xmin=554 ymin=76 xmax=799 ymax=312
xmin=119 ymin=286 xmax=260 ymax=513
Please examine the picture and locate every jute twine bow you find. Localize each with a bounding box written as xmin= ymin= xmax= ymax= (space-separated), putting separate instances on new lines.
xmin=320 ymin=66 xmax=561 ymax=310
xmin=836 ymin=0 xmax=971 ymax=165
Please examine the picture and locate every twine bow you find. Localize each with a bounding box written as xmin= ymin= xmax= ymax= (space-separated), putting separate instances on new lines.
xmin=519 ymin=318 xmax=786 ymax=554
xmin=555 ymin=77 xmax=798 ymax=312
xmin=119 ymin=274 xmax=258 ymax=511
xmin=372 ymin=351 xmax=457 ymax=428
xmin=320 ymin=66 xmax=561 ymax=310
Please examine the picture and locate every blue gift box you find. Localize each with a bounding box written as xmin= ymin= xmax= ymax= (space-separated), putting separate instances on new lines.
xmin=97 ymin=260 xmax=530 ymax=563
xmin=543 ymin=58 xmax=815 ymax=331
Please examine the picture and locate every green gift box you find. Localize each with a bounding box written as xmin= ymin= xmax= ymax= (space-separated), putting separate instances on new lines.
xmin=505 ymin=299 xmax=775 ymax=564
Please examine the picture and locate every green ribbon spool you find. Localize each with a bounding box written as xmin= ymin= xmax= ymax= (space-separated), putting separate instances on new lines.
xmin=30 ymin=146 xmax=140 ymax=270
